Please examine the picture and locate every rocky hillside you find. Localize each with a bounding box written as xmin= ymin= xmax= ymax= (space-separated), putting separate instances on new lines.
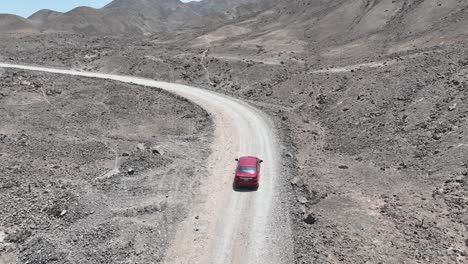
xmin=187 ymin=0 xmax=274 ymax=19
xmin=1 ymin=0 xmax=468 ymax=45
xmin=0 ymin=0 xmax=269 ymax=35
xmin=0 ymin=14 xmax=37 ymax=33
xmin=28 ymin=9 xmax=62 ymax=22
xmin=39 ymin=0 xmax=212 ymax=35
xmin=195 ymin=0 xmax=468 ymax=60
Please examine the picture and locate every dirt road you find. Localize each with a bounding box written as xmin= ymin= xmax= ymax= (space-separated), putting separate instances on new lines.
xmin=0 ymin=63 xmax=293 ymax=264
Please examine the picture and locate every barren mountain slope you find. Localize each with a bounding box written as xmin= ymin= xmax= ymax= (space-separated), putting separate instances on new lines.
xmin=27 ymin=0 xmax=218 ymax=35
xmin=187 ymin=0 xmax=275 ymax=20
xmin=40 ymin=2 xmax=203 ymax=35
xmin=198 ymin=0 xmax=468 ymax=60
xmin=0 ymin=14 xmax=37 ymax=33
xmin=0 ymin=0 xmax=275 ymax=35
xmin=31 ymin=0 xmax=270 ymax=35
xmin=2 ymin=0 xmax=468 ymax=42
xmin=28 ymin=9 xmax=63 ymax=22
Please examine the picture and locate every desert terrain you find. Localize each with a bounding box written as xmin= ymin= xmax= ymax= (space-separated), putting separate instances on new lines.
xmin=1 ymin=0 xmax=468 ymax=263
xmin=0 ymin=69 xmax=212 ymax=263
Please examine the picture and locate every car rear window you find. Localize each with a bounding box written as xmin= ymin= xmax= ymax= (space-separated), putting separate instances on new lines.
xmin=238 ymin=166 xmax=256 ymax=174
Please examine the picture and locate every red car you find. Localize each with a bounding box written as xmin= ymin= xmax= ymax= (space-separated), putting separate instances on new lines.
xmin=234 ymin=156 xmax=263 ymax=188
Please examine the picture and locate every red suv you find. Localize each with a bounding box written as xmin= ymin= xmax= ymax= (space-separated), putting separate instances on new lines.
xmin=234 ymin=156 xmax=263 ymax=188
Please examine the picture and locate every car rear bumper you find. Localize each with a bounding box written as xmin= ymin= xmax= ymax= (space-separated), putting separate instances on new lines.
xmin=234 ymin=180 xmax=259 ymax=188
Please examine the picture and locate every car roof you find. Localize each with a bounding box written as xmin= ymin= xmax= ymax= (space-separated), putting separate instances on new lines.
xmin=238 ymin=156 xmax=258 ymax=166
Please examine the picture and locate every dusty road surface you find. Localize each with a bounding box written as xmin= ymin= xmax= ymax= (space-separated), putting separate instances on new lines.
xmin=0 ymin=63 xmax=293 ymax=264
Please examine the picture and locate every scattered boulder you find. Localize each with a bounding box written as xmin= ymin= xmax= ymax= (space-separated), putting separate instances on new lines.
xmin=47 ymin=203 xmax=67 ymax=218
xmin=127 ymin=168 xmax=135 ymax=175
xmin=45 ymin=89 xmax=62 ymax=96
xmin=398 ymin=162 xmax=407 ymax=169
xmin=5 ymin=229 xmax=32 ymax=243
xmin=297 ymin=196 xmax=308 ymax=204
xmin=299 ymin=204 xmax=307 ymax=214
xmin=182 ymin=113 xmax=196 ymax=119
xmin=59 ymin=210 xmax=67 ymax=217
xmin=448 ymin=103 xmax=457 ymax=111
xmin=0 ymin=230 xmax=5 ymax=243
xmin=151 ymin=145 xmax=164 ymax=155
xmin=316 ymin=94 xmax=328 ymax=104
xmin=122 ymin=152 xmax=130 ymax=157
xmin=290 ymin=175 xmax=304 ymax=187
xmin=304 ymin=213 xmax=316 ymax=225
xmin=338 ymin=165 xmax=349 ymax=169
xmin=137 ymin=143 xmax=146 ymax=152
xmin=20 ymin=80 xmax=31 ymax=86
xmin=435 ymin=188 xmax=445 ymax=195
xmin=32 ymin=82 xmax=42 ymax=88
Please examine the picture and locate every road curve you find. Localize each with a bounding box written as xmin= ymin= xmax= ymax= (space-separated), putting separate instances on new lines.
xmin=0 ymin=63 xmax=293 ymax=264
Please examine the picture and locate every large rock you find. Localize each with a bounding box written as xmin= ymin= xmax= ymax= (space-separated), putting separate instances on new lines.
xmin=151 ymin=145 xmax=164 ymax=155
xmin=137 ymin=143 xmax=146 ymax=151
xmin=290 ymin=175 xmax=304 ymax=187
xmin=448 ymin=103 xmax=457 ymax=111
xmin=303 ymin=213 xmax=316 ymax=225
xmin=297 ymin=196 xmax=307 ymax=204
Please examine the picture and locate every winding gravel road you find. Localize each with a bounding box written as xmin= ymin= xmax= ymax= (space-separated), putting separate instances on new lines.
xmin=0 ymin=63 xmax=293 ymax=264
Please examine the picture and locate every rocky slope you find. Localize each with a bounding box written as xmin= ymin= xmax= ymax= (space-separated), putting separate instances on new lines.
xmin=0 ymin=14 xmax=37 ymax=33
xmin=197 ymin=0 xmax=468 ymax=60
xmin=28 ymin=9 xmax=63 ymax=22
xmin=0 ymin=0 xmax=269 ymax=35
xmin=40 ymin=0 xmax=210 ymax=35
xmin=2 ymin=0 xmax=468 ymax=42
xmin=0 ymin=69 xmax=212 ymax=263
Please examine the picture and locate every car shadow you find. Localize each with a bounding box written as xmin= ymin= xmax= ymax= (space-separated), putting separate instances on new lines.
xmin=232 ymin=185 xmax=259 ymax=192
